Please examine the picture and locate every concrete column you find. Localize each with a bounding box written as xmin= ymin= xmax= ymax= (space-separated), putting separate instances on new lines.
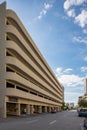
xmin=26 ymin=104 xmax=30 ymax=115
xmin=56 ymin=107 xmax=58 ymax=112
xmin=30 ymin=105 xmax=34 ymax=114
xmin=38 ymin=106 xmax=42 ymax=113
xmin=44 ymin=106 xmax=47 ymax=112
xmin=17 ymin=103 xmax=20 ymax=116
xmin=3 ymin=102 xmax=6 ymax=118
xmin=48 ymin=107 xmax=51 ymax=112
xmin=0 ymin=2 xmax=7 ymax=119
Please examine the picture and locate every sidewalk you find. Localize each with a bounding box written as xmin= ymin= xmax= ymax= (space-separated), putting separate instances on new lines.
xmin=0 ymin=113 xmax=49 ymax=122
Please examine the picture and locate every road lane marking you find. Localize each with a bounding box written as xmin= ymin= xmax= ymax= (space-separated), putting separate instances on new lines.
xmin=26 ymin=119 xmax=39 ymax=124
xmin=49 ymin=120 xmax=56 ymax=125
xmin=81 ymin=126 xmax=84 ymax=130
xmin=80 ymin=123 xmax=85 ymax=130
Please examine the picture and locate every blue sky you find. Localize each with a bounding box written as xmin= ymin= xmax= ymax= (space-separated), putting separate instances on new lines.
xmin=1 ymin=0 xmax=87 ymax=105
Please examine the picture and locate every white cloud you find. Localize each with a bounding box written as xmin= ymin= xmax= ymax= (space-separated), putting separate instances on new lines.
xmin=38 ymin=10 xmax=47 ymax=19
xmin=56 ymin=67 xmax=63 ymax=75
xmin=75 ymin=10 xmax=87 ymax=28
xmin=55 ymin=67 xmax=84 ymax=87
xmin=64 ymin=0 xmax=86 ymax=10
xmin=63 ymin=68 xmax=73 ymax=73
xmin=44 ymin=3 xmax=52 ymax=10
xmin=73 ymin=36 xmax=87 ymax=44
xmin=66 ymin=9 xmax=76 ymax=17
xmin=81 ymin=66 xmax=87 ymax=72
xmin=55 ymin=67 xmax=85 ymax=104
xmin=63 ymin=0 xmax=87 ymax=28
xmin=83 ymin=29 xmax=87 ymax=34
xmin=56 ymin=67 xmax=72 ymax=75
xmin=58 ymin=74 xmax=84 ymax=87
xmin=37 ymin=3 xmax=52 ymax=20
xmin=84 ymin=57 xmax=87 ymax=61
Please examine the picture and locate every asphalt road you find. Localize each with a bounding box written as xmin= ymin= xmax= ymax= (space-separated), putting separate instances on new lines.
xmin=0 ymin=110 xmax=86 ymax=130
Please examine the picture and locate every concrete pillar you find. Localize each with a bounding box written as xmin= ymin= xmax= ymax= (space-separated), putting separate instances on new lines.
xmin=3 ymin=102 xmax=6 ymax=118
xmin=26 ymin=104 xmax=30 ymax=115
xmin=0 ymin=2 xmax=7 ymax=119
xmin=17 ymin=103 xmax=20 ymax=116
xmin=38 ymin=106 xmax=42 ymax=113
xmin=30 ymin=105 xmax=34 ymax=114
xmin=56 ymin=107 xmax=59 ymax=112
xmin=48 ymin=107 xmax=51 ymax=112
xmin=44 ymin=106 xmax=47 ymax=112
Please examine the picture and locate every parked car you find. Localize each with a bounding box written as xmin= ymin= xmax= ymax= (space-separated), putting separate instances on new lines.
xmin=51 ymin=109 xmax=56 ymax=113
xmin=78 ymin=109 xmax=87 ymax=117
xmin=84 ymin=118 xmax=87 ymax=128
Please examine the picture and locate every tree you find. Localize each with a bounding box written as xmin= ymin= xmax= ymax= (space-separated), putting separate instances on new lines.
xmin=61 ymin=102 xmax=68 ymax=110
xmin=78 ymin=99 xmax=87 ymax=108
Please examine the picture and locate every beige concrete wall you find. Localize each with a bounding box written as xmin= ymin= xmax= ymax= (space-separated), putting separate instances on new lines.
xmin=6 ymin=88 xmax=61 ymax=106
xmin=0 ymin=2 xmax=6 ymax=118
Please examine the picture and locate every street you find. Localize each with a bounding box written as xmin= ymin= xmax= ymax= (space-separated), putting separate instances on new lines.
xmin=0 ymin=110 xmax=86 ymax=130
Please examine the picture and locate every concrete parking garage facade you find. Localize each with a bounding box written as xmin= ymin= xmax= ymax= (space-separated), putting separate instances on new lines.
xmin=0 ymin=2 xmax=64 ymax=118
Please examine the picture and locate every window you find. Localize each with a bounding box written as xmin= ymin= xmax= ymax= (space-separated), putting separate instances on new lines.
xmin=6 ymin=82 xmax=14 ymax=88
xmin=16 ymin=86 xmax=28 ymax=92
xmin=6 ymin=66 xmax=14 ymax=72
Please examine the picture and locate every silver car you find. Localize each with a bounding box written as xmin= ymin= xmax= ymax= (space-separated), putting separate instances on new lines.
xmin=78 ymin=109 xmax=87 ymax=117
